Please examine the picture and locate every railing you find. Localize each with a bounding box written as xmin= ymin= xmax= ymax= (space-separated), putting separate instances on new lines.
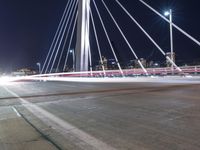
xmin=32 ymin=65 xmax=200 ymax=78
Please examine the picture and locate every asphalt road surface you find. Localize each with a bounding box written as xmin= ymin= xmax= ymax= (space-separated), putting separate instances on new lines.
xmin=0 ymin=80 xmax=200 ymax=150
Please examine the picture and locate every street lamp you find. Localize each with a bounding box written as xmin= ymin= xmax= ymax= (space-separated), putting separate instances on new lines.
xmin=164 ymin=11 xmax=170 ymax=16
xmin=36 ymin=62 xmax=41 ymax=74
xmin=70 ymin=49 xmax=75 ymax=72
xmin=164 ymin=9 xmax=174 ymax=74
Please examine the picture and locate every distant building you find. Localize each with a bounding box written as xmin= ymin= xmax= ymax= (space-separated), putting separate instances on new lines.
xmin=133 ymin=58 xmax=147 ymax=68
xmin=140 ymin=58 xmax=147 ymax=68
xmin=107 ymin=59 xmax=118 ymax=70
xmin=148 ymin=61 xmax=154 ymax=68
xmin=95 ymin=56 xmax=108 ymax=71
xmin=102 ymin=56 xmax=108 ymax=70
xmin=63 ymin=66 xmax=70 ymax=72
xmin=12 ymin=68 xmax=36 ymax=76
xmin=127 ymin=60 xmax=134 ymax=69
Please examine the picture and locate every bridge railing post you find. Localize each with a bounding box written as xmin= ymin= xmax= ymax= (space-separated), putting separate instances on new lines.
xmin=195 ymin=66 xmax=197 ymax=75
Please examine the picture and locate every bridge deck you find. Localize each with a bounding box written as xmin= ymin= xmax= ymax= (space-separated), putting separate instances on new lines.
xmin=0 ymin=81 xmax=200 ymax=150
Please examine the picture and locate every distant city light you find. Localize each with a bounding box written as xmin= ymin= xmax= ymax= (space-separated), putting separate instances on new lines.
xmin=154 ymin=63 xmax=159 ymax=66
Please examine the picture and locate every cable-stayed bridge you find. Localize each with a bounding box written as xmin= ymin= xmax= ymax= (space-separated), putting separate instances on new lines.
xmin=37 ymin=0 xmax=200 ymax=79
xmin=1 ymin=2 xmax=200 ymax=149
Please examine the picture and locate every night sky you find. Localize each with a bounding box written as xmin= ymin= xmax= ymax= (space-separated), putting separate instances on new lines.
xmin=0 ymin=0 xmax=199 ymax=72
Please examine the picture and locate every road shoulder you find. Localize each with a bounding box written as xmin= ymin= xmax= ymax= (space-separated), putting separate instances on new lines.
xmin=0 ymin=106 xmax=58 ymax=150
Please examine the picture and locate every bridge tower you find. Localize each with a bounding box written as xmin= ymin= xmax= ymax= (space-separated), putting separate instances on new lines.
xmin=75 ymin=0 xmax=90 ymax=72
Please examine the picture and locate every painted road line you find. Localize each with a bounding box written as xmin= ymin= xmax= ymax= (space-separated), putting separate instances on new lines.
xmin=3 ymin=86 xmax=117 ymax=150
xmin=12 ymin=106 xmax=21 ymax=117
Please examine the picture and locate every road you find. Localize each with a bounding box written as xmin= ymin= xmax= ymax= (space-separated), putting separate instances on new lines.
xmin=0 ymin=79 xmax=200 ymax=150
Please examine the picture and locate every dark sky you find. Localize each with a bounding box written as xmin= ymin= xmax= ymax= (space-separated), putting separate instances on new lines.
xmin=0 ymin=0 xmax=199 ymax=72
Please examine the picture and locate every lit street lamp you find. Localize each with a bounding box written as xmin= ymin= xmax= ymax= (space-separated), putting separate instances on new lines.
xmin=164 ymin=9 xmax=174 ymax=74
xmin=164 ymin=11 xmax=170 ymax=16
xmin=36 ymin=62 xmax=41 ymax=74
xmin=70 ymin=49 xmax=75 ymax=72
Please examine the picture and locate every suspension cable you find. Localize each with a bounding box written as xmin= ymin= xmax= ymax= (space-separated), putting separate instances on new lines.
xmin=63 ymin=12 xmax=78 ymax=72
xmin=45 ymin=0 xmax=74 ymax=74
xmin=55 ymin=0 xmax=78 ymax=72
xmin=90 ymin=9 xmax=106 ymax=76
xmin=87 ymin=0 xmax=92 ymax=76
xmin=115 ymin=0 xmax=182 ymax=72
xmin=139 ymin=0 xmax=200 ymax=47
xmin=41 ymin=0 xmax=71 ymax=74
xmin=93 ymin=0 xmax=124 ymax=76
xmin=50 ymin=0 xmax=78 ymax=73
xmin=88 ymin=45 xmax=93 ymax=76
xmin=102 ymin=0 xmax=148 ymax=75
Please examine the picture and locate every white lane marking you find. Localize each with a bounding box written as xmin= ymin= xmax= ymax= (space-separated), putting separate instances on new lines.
xmin=3 ymin=87 xmax=116 ymax=150
xmin=12 ymin=106 xmax=21 ymax=117
xmin=87 ymin=107 xmax=97 ymax=110
xmin=37 ymin=96 xmax=98 ymax=105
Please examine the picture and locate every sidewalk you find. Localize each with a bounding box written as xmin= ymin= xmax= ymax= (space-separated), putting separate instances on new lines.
xmin=0 ymin=106 xmax=58 ymax=150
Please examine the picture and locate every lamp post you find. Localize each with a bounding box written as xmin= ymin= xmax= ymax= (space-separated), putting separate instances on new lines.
xmin=36 ymin=62 xmax=41 ymax=74
xmin=164 ymin=9 xmax=174 ymax=74
xmin=70 ymin=49 xmax=75 ymax=72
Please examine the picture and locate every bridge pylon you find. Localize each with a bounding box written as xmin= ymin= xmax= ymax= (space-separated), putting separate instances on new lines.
xmin=75 ymin=0 xmax=90 ymax=72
